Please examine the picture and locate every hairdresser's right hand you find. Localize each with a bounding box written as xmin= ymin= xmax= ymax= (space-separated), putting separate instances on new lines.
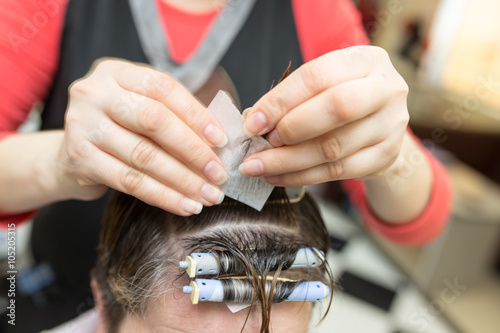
xmin=55 ymin=58 xmax=227 ymax=216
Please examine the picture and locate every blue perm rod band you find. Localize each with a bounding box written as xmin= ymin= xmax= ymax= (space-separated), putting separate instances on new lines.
xmin=178 ymin=248 xmax=325 ymax=278
xmin=183 ymin=279 xmax=330 ymax=304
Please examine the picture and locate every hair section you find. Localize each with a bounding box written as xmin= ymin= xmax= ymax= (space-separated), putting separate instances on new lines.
xmin=93 ymin=188 xmax=333 ymax=333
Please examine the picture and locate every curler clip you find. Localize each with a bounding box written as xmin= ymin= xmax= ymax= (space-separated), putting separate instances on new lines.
xmin=178 ymin=256 xmax=196 ymax=278
xmin=285 ymin=186 xmax=306 ymax=203
xmin=183 ymin=279 xmax=224 ymax=303
xmin=268 ymin=186 xmax=306 ymax=204
xmin=183 ymin=280 xmax=200 ymax=304
xmin=179 ymin=253 xmax=220 ymax=278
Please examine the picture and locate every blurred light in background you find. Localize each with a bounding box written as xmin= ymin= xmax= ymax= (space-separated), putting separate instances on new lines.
xmin=423 ymin=0 xmax=500 ymax=111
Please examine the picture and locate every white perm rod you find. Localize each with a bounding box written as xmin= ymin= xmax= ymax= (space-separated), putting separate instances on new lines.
xmin=182 ymin=279 xmax=330 ymax=304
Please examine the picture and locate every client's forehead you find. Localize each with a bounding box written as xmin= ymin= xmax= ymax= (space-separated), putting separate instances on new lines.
xmin=119 ymin=290 xmax=312 ymax=333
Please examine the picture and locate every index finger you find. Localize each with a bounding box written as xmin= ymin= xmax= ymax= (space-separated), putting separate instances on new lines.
xmin=105 ymin=59 xmax=228 ymax=148
xmin=243 ymin=46 xmax=375 ymax=137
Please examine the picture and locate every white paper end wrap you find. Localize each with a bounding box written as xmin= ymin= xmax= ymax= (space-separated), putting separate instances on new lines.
xmin=207 ymin=91 xmax=275 ymax=211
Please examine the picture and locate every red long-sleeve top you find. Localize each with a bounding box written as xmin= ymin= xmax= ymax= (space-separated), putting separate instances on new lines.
xmin=0 ymin=0 xmax=451 ymax=245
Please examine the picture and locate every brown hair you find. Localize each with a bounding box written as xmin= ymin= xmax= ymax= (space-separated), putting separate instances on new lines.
xmin=93 ymin=188 xmax=333 ymax=332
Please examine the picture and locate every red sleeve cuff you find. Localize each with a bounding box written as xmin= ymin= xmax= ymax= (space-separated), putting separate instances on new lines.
xmin=0 ymin=210 xmax=37 ymax=229
xmin=342 ymin=142 xmax=452 ymax=246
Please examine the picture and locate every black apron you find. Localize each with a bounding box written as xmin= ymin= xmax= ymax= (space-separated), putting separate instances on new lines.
xmin=1 ymin=1 xmax=304 ymax=331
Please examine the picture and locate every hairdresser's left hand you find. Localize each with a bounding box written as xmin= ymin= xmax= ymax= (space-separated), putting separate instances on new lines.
xmin=240 ymin=45 xmax=409 ymax=186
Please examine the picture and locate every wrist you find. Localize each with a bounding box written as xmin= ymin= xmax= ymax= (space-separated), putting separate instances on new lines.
xmin=0 ymin=130 xmax=72 ymax=213
xmin=38 ymin=131 xmax=75 ymax=202
xmin=364 ymin=132 xmax=433 ymax=224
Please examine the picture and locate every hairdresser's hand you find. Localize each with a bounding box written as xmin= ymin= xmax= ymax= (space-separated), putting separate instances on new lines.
xmin=240 ymin=46 xmax=409 ymax=186
xmin=56 ymin=58 xmax=227 ymax=216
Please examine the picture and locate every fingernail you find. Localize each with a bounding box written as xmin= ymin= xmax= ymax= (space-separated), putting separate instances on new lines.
xmin=204 ymin=123 xmax=228 ymax=148
xmin=264 ymin=175 xmax=281 ymax=184
xmin=239 ymin=159 xmax=264 ymax=176
xmin=204 ymin=160 xmax=228 ymax=185
xmin=268 ymin=129 xmax=284 ymax=147
xmin=243 ymin=111 xmax=267 ymax=137
xmin=242 ymin=107 xmax=252 ymax=117
xmin=201 ymin=183 xmax=225 ymax=204
xmin=181 ymin=198 xmax=203 ymax=215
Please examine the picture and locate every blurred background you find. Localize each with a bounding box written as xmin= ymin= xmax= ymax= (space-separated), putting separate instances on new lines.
xmin=312 ymin=0 xmax=500 ymax=332
xmin=310 ymin=0 xmax=500 ymax=332
xmin=1 ymin=0 xmax=500 ymax=332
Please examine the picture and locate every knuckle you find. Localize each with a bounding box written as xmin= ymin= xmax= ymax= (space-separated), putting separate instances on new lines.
xmin=64 ymin=107 xmax=80 ymax=128
xmin=380 ymin=140 xmax=399 ymax=165
xmin=144 ymin=73 xmax=176 ymax=100
xmin=92 ymin=58 xmax=111 ymax=71
xmin=137 ymin=102 xmax=165 ymax=133
xmin=261 ymin=92 xmax=288 ymax=119
xmin=91 ymin=57 xmax=121 ymax=73
xmin=370 ymin=46 xmax=389 ymax=60
xmin=388 ymin=73 xmax=409 ymax=98
xmin=68 ymin=79 xmax=90 ymax=99
xmin=329 ymin=93 xmax=352 ymax=123
xmin=130 ymin=139 xmax=158 ymax=170
xmin=398 ymin=79 xmax=410 ymax=96
xmin=326 ymin=160 xmax=344 ymax=180
xmin=276 ymin=117 xmax=295 ymax=143
xmin=155 ymin=189 xmax=175 ymax=210
xmin=288 ymin=172 xmax=308 ymax=187
xmin=269 ymin=151 xmax=287 ymax=173
xmin=320 ymin=135 xmax=342 ymax=162
xmin=68 ymin=74 xmax=108 ymax=103
xmin=392 ymin=106 xmax=410 ymax=129
xmin=179 ymin=100 xmax=199 ymax=120
xmin=119 ymin=167 xmax=144 ymax=194
xmin=399 ymin=110 xmax=410 ymax=127
xmin=300 ymin=60 xmax=325 ymax=93
xmin=179 ymin=174 xmax=202 ymax=197
xmin=183 ymin=143 xmax=208 ymax=167
xmin=87 ymin=127 xmax=105 ymax=145
xmin=64 ymin=142 xmax=81 ymax=166
xmin=65 ymin=139 xmax=93 ymax=166
xmin=75 ymin=177 xmax=94 ymax=192
xmin=390 ymin=139 xmax=403 ymax=160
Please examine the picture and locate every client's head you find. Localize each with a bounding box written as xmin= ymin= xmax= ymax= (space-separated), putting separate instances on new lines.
xmin=92 ymin=188 xmax=333 ymax=333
